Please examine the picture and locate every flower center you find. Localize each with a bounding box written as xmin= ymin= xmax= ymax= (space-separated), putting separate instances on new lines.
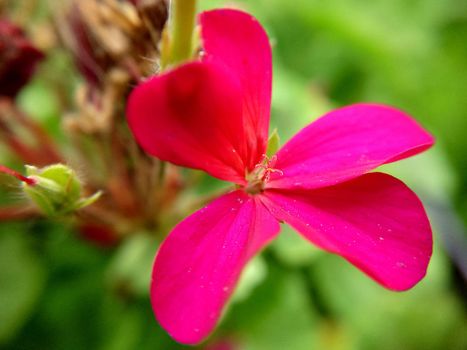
xmin=244 ymin=155 xmax=283 ymax=195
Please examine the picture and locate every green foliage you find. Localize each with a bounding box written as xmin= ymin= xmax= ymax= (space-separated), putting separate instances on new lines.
xmin=222 ymin=261 xmax=320 ymax=350
xmin=106 ymin=233 xmax=158 ymax=297
xmin=2 ymin=0 xmax=467 ymax=349
xmin=0 ymin=224 xmax=45 ymax=345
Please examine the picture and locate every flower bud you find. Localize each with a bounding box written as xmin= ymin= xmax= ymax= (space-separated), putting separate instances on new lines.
xmin=22 ymin=164 xmax=101 ymax=216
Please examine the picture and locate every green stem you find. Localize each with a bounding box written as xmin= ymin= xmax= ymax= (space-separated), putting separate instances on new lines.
xmin=161 ymin=0 xmax=197 ymax=70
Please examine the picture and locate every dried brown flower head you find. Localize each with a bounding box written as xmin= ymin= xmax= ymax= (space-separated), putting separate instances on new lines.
xmin=57 ymin=0 xmax=168 ymax=88
xmin=0 ymin=18 xmax=44 ymax=98
xmin=55 ymin=0 xmax=168 ymax=133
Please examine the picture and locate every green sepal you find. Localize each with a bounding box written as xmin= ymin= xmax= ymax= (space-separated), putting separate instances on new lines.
xmin=73 ymin=191 xmax=102 ymax=211
xmin=266 ymin=129 xmax=281 ymax=157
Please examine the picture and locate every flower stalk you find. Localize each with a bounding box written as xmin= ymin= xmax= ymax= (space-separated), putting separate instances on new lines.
xmin=160 ymin=0 xmax=197 ymax=69
xmin=0 ymin=164 xmax=36 ymax=185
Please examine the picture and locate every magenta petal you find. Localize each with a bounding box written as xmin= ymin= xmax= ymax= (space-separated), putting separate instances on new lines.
xmin=267 ymin=104 xmax=434 ymax=190
xmin=200 ymin=9 xmax=272 ymax=169
xmin=151 ymin=191 xmax=280 ymax=344
xmin=127 ymin=62 xmax=250 ymax=184
xmin=262 ymin=173 xmax=432 ymax=291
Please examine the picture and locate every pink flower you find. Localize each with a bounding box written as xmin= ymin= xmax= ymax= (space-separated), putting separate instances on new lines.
xmin=126 ymin=9 xmax=434 ymax=345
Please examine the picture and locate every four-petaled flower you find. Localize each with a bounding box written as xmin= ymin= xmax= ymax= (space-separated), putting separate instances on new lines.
xmin=127 ymin=9 xmax=434 ymax=345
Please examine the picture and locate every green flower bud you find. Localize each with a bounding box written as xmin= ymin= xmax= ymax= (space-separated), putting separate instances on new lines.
xmin=22 ymin=164 xmax=101 ymax=217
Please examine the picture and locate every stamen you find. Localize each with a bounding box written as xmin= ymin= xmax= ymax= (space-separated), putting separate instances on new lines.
xmin=245 ymin=154 xmax=283 ymax=194
xmin=262 ymin=168 xmax=283 ymax=182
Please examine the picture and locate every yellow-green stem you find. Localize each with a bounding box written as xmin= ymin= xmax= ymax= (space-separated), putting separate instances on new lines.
xmin=161 ymin=0 xmax=197 ymax=70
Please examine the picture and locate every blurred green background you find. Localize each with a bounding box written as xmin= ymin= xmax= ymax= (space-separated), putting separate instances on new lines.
xmin=1 ymin=0 xmax=466 ymax=349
